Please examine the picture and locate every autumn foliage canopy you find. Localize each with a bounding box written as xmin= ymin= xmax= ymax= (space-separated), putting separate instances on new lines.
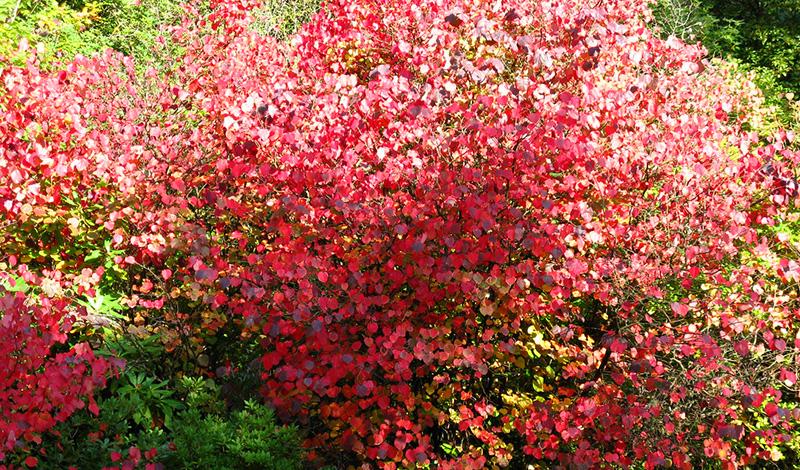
xmin=3 ymin=0 xmax=800 ymax=467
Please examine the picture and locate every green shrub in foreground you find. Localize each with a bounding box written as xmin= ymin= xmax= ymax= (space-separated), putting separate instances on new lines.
xmin=166 ymin=400 xmax=303 ymax=470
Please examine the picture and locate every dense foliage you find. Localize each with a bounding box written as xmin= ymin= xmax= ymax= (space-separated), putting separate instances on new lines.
xmin=653 ymin=0 xmax=800 ymax=124
xmin=0 ymin=0 xmax=180 ymax=66
xmin=2 ymin=0 xmax=800 ymax=467
xmin=0 ymin=0 xmax=319 ymax=68
xmin=0 ymin=292 xmax=115 ymax=466
xmin=702 ymin=0 xmax=800 ymax=90
xmin=166 ymin=400 xmax=303 ymax=469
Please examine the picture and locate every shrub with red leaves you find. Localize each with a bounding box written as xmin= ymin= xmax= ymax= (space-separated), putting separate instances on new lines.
xmin=0 ymin=292 xmax=115 ymax=461
xmin=3 ymin=0 xmax=800 ymax=467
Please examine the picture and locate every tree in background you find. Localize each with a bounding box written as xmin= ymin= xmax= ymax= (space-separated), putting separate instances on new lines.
xmin=0 ymin=0 xmax=318 ymax=69
xmin=653 ymin=0 xmax=800 ymax=124
xmin=0 ymin=0 xmax=182 ymax=66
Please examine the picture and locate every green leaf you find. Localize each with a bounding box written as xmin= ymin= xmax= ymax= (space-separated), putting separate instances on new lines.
xmin=0 ymin=0 xmax=16 ymax=21
xmin=0 ymin=273 xmax=29 ymax=293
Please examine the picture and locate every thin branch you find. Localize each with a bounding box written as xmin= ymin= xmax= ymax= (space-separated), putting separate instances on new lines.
xmin=7 ymin=0 xmax=22 ymax=23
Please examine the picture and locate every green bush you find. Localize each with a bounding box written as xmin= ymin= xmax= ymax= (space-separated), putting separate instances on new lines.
xmin=653 ymin=0 xmax=800 ymax=126
xmin=31 ymin=380 xmax=302 ymax=469
xmin=19 ymin=326 xmax=302 ymax=469
xmin=250 ymin=0 xmax=321 ymax=40
xmin=166 ymin=400 xmax=303 ymax=470
xmin=0 ymin=0 xmax=182 ymax=68
xmin=0 ymin=0 xmax=320 ymax=69
xmin=0 ymin=0 xmax=98 ymax=61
